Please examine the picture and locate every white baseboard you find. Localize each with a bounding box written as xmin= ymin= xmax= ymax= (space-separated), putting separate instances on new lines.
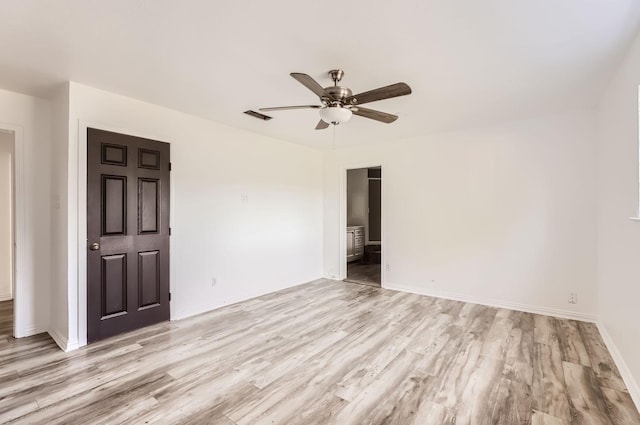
xmin=384 ymin=282 xmax=596 ymax=323
xmin=0 ymin=292 xmax=12 ymax=302
xmin=47 ymin=327 xmax=67 ymax=351
xmin=48 ymin=327 xmax=80 ymax=352
xmin=322 ymin=276 xmax=343 ymax=281
xmin=17 ymin=325 xmax=47 ymax=338
xmin=596 ymin=321 xmax=640 ymax=412
xmin=66 ymin=339 xmax=80 ymax=351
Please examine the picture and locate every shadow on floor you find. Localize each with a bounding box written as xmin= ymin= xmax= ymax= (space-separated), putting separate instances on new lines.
xmin=345 ymin=262 xmax=381 ymax=287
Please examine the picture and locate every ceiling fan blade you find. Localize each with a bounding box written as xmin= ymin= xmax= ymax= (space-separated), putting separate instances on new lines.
xmin=315 ymin=119 xmax=330 ymax=130
xmin=351 ymin=107 xmax=398 ymax=123
xmin=259 ymin=105 xmax=322 ymax=111
xmin=291 ymin=73 xmax=328 ymax=99
xmin=346 ymin=82 xmax=412 ymax=105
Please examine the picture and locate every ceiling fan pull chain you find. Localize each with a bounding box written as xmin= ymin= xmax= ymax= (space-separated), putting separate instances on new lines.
xmin=333 ymin=125 xmax=336 ymax=150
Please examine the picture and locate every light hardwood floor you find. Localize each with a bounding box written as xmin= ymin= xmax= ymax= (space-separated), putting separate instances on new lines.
xmin=1 ymin=280 xmax=639 ymax=424
xmin=346 ymin=263 xmax=381 ymax=287
xmin=0 ymin=300 xmax=12 ymax=341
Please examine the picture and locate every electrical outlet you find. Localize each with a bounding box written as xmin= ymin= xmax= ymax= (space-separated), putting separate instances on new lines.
xmin=385 ymin=264 xmax=390 ymax=271
xmin=568 ymin=292 xmax=578 ymax=304
xmin=240 ymin=193 xmax=249 ymax=203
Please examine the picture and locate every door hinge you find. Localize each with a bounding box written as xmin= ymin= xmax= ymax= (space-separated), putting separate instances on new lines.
xmin=169 ymin=292 xmax=172 ymax=301
xmin=169 ymin=162 xmax=172 ymax=171
xmin=169 ymin=227 xmax=172 ymax=236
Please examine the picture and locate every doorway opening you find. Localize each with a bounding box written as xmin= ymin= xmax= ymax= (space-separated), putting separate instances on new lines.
xmin=345 ymin=166 xmax=382 ymax=287
xmin=0 ymin=129 xmax=14 ymax=339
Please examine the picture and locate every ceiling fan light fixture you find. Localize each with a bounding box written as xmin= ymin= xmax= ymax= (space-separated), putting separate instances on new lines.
xmin=319 ymin=106 xmax=352 ymax=124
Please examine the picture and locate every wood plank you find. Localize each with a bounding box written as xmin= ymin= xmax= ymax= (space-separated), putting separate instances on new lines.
xmin=481 ymin=309 xmax=515 ymax=361
xmin=555 ymin=320 xmax=591 ymax=367
xmin=327 ymin=349 xmax=425 ymax=424
xmin=405 ymin=312 xmax=451 ymax=355
xmin=358 ymin=374 xmax=456 ymax=425
xmin=334 ymin=335 xmax=411 ymax=401
xmin=490 ymin=377 xmax=533 ymax=425
xmin=532 ymin=410 xmax=567 ymax=425
xmin=503 ymin=311 xmax=535 ymax=385
xmin=562 ymin=361 xmax=613 ymax=425
xmin=421 ymin=338 xmax=484 ymax=408
xmin=534 ymin=315 xmax=558 ymax=345
xmin=453 ymin=354 xmax=505 ymax=424
xmin=578 ymin=322 xmax=627 ymax=392
xmin=532 ymin=342 xmax=572 ymax=421
xmin=601 ymin=387 xmax=640 ymax=425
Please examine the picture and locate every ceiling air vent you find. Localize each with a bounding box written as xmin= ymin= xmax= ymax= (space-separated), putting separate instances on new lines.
xmin=244 ymin=110 xmax=272 ymax=121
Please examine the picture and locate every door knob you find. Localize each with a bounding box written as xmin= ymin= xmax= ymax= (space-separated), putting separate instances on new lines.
xmin=89 ymin=242 xmax=100 ymax=251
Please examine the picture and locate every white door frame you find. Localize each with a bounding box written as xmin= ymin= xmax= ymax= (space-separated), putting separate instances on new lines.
xmin=0 ymin=123 xmax=25 ymax=337
xmin=340 ymin=162 xmax=385 ymax=286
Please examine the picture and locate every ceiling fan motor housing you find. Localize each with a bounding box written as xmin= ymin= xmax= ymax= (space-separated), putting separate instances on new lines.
xmin=323 ymin=86 xmax=352 ymax=105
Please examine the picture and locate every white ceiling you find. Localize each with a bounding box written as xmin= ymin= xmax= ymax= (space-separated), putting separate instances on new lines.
xmin=1 ymin=0 xmax=639 ymax=149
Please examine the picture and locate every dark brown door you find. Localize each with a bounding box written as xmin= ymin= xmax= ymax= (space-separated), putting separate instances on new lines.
xmin=87 ymin=128 xmax=170 ymax=343
xmin=369 ymin=179 xmax=381 ymax=242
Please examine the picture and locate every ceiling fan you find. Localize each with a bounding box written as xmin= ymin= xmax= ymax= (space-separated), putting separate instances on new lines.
xmin=259 ymin=69 xmax=412 ymax=130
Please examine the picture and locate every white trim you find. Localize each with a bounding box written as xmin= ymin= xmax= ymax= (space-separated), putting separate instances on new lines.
xmin=597 ymin=320 xmax=640 ymax=412
xmin=48 ymin=327 xmax=67 ymax=351
xmin=12 ymin=127 xmax=25 ymax=338
xmin=0 ymin=124 xmax=26 ymax=338
xmin=637 ymin=85 xmax=640 ymax=219
xmin=322 ymin=276 xmax=344 ymax=282
xmin=75 ymin=119 xmax=86 ymax=349
xmin=340 ymin=162 xmax=385 ymax=285
xmin=73 ymin=119 xmax=173 ymax=350
xmin=0 ymin=131 xmax=14 ymax=306
xmin=385 ymin=282 xmax=597 ymax=322
xmin=19 ymin=325 xmax=47 ymax=338
xmin=48 ymin=327 xmax=80 ymax=352
xmin=628 ymin=216 xmax=640 ymax=221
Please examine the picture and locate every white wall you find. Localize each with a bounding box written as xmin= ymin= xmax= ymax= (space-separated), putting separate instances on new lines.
xmin=48 ymin=84 xmax=70 ymax=345
xmin=55 ymin=82 xmax=323 ymax=349
xmin=0 ymin=131 xmax=13 ymax=301
xmin=347 ymin=168 xmax=368 ymax=240
xmin=324 ymin=110 xmax=598 ymax=319
xmin=0 ymin=88 xmax=51 ymax=337
xmin=596 ymin=28 xmax=640 ymax=405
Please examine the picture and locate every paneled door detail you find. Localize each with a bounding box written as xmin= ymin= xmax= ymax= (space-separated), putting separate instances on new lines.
xmin=87 ymin=128 xmax=170 ymax=343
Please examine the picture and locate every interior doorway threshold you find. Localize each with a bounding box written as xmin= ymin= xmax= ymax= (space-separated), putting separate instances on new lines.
xmin=343 ymin=278 xmax=381 ymax=288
